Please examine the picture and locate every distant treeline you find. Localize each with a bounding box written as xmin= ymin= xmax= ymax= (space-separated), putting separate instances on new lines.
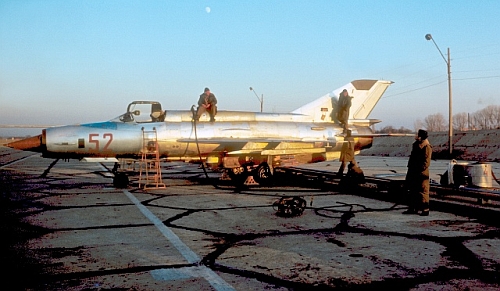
xmin=375 ymin=126 xmax=413 ymax=134
xmin=379 ymin=104 xmax=500 ymax=133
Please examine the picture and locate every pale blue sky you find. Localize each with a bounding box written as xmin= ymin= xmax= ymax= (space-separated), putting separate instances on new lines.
xmin=1 ymin=0 xmax=499 ymax=136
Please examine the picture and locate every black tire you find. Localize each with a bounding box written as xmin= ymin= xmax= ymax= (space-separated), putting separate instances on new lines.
xmin=113 ymin=172 xmax=129 ymax=188
xmin=253 ymin=162 xmax=273 ymax=185
xmin=227 ymin=167 xmax=248 ymax=187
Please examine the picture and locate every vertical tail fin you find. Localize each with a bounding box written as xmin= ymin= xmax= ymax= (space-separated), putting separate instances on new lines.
xmin=291 ymin=79 xmax=393 ymax=122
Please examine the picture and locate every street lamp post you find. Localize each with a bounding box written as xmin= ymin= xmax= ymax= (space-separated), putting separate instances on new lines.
xmin=425 ymin=33 xmax=453 ymax=156
xmin=249 ymin=87 xmax=263 ymax=112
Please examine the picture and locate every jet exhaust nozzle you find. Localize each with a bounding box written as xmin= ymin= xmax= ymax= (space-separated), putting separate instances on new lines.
xmin=6 ymin=134 xmax=44 ymax=152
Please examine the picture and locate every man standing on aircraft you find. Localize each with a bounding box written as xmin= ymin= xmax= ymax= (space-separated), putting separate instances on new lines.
xmin=337 ymin=130 xmax=356 ymax=177
xmin=337 ymin=89 xmax=352 ymax=134
xmin=196 ymin=87 xmax=217 ymax=122
xmin=404 ymin=129 xmax=432 ymax=216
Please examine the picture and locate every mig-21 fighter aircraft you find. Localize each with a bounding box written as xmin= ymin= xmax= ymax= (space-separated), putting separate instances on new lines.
xmin=7 ymin=79 xmax=397 ymax=187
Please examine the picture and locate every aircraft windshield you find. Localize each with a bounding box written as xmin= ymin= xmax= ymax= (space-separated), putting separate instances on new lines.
xmin=112 ymin=101 xmax=165 ymax=123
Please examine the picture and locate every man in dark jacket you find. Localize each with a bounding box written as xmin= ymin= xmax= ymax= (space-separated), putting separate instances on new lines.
xmin=336 ymin=89 xmax=352 ymax=133
xmin=404 ymin=129 xmax=432 ymax=216
xmin=196 ymin=87 xmax=217 ymax=122
xmin=337 ymin=130 xmax=355 ymax=176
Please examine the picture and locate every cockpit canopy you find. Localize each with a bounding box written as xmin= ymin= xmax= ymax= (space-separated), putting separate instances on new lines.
xmin=113 ymin=101 xmax=165 ymax=123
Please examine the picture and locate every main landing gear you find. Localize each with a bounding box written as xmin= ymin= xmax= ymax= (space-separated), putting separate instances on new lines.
xmin=112 ymin=162 xmax=129 ymax=188
xmin=226 ymin=162 xmax=274 ymax=187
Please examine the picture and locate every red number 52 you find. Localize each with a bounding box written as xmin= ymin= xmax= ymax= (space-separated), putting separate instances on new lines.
xmin=89 ymin=133 xmax=113 ymax=152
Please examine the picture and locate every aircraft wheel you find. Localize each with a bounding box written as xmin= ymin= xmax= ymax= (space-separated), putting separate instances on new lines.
xmin=227 ymin=166 xmax=248 ymax=186
xmin=113 ymin=172 xmax=129 ymax=188
xmin=254 ymin=162 xmax=273 ymax=185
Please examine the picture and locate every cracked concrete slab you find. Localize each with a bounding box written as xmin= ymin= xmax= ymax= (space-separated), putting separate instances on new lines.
xmin=1 ymin=147 xmax=500 ymax=290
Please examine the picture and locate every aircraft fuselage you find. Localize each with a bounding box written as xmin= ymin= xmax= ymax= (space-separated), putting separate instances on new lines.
xmin=40 ymin=119 xmax=373 ymax=166
xmin=8 ymin=79 xmax=393 ymax=171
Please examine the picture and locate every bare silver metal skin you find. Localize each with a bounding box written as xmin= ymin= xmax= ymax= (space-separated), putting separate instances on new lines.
xmin=9 ymin=80 xmax=394 ymax=168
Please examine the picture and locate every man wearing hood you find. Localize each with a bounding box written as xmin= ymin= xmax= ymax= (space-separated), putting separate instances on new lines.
xmin=404 ymin=129 xmax=432 ymax=216
xmin=336 ymin=89 xmax=352 ymax=134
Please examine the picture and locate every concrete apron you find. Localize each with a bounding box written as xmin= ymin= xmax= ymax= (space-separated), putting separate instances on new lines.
xmin=2 ymin=149 xmax=500 ymax=290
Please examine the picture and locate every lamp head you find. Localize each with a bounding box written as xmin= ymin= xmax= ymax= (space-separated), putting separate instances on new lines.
xmin=425 ymin=34 xmax=432 ymax=41
xmin=249 ymin=87 xmax=253 ymax=91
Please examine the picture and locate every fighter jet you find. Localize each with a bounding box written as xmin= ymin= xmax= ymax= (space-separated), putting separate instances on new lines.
xmin=7 ymin=79 xmax=394 ymax=187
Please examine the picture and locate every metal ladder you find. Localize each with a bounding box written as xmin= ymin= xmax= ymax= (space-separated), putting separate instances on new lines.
xmin=139 ymin=127 xmax=166 ymax=189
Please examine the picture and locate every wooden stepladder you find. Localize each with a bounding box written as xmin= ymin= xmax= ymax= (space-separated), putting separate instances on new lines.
xmin=139 ymin=127 xmax=166 ymax=189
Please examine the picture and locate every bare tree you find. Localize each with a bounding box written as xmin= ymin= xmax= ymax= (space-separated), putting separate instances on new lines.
xmin=469 ymin=113 xmax=480 ymax=130
xmin=482 ymin=105 xmax=496 ymax=129
xmin=453 ymin=112 xmax=468 ymax=131
xmin=462 ymin=105 xmax=500 ymax=130
xmin=376 ymin=126 xmax=412 ymax=133
xmin=389 ymin=105 xmax=500 ymax=132
xmin=377 ymin=125 xmax=395 ymax=133
xmin=472 ymin=109 xmax=488 ymax=130
xmin=484 ymin=105 xmax=500 ymax=129
xmin=424 ymin=113 xmax=447 ymax=132
xmin=413 ymin=119 xmax=424 ymax=132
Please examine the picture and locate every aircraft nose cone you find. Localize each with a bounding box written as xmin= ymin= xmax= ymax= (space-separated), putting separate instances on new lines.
xmin=6 ymin=134 xmax=44 ymax=152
